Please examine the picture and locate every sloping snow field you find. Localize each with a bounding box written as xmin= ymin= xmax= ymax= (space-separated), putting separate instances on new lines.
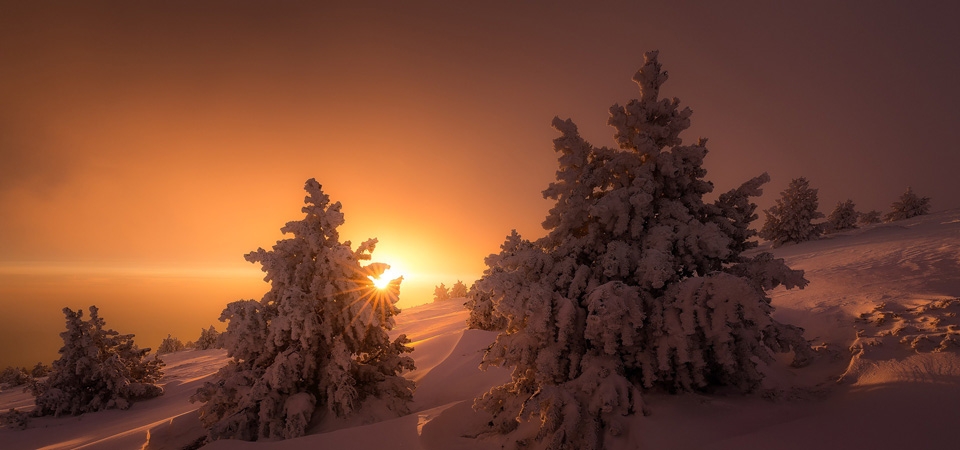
xmin=2 ymin=209 xmax=959 ymax=449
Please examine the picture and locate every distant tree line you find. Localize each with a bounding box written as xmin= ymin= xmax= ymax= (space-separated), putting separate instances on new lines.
xmin=156 ymin=326 xmax=225 ymax=355
xmin=433 ymin=280 xmax=469 ymax=301
xmin=759 ymin=180 xmax=931 ymax=248
xmin=0 ymin=363 xmax=50 ymax=391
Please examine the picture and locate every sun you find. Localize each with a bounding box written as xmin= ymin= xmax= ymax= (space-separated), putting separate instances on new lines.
xmin=369 ymin=267 xmax=402 ymax=290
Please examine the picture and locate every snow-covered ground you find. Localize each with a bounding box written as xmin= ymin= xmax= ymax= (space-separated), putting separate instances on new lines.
xmin=2 ymin=209 xmax=959 ymax=449
xmin=0 ymin=349 xmax=228 ymax=449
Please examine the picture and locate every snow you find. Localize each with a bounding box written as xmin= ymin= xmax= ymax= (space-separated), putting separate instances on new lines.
xmin=3 ymin=209 xmax=960 ymax=449
xmin=0 ymin=349 xmax=227 ymax=449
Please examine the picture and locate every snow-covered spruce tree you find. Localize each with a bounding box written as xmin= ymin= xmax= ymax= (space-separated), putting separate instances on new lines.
xmin=0 ymin=366 xmax=30 ymax=388
xmin=32 ymin=306 xmax=164 ymax=416
xmin=884 ymin=186 xmax=931 ymax=222
xmin=0 ymin=407 xmax=30 ymax=429
xmin=466 ymin=243 xmax=522 ymax=332
xmin=450 ymin=280 xmax=468 ymax=298
xmin=30 ymin=362 xmax=51 ymax=379
xmin=192 ymin=179 xmax=414 ymax=442
xmin=433 ymin=283 xmax=450 ymax=302
xmin=824 ymin=199 xmax=858 ymax=234
xmin=465 ymin=287 xmax=507 ymax=331
xmin=471 ymin=51 xmax=812 ymax=450
xmin=195 ymin=325 xmax=223 ymax=350
xmin=157 ymin=335 xmax=186 ymax=354
xmin=858 ymin=210 xmax=882 ymax=225
xmin=758 ymin=177 xmax=824 ymax=247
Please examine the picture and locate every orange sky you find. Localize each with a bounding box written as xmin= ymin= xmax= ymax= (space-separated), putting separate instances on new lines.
xmin=2 ymin=1 xmax=959 ymax=368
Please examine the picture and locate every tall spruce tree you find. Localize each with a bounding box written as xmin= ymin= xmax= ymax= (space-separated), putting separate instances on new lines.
xmin=192 ymin=179 xmax=414 ymax=441
xmin=471 ymin=51 xmax=812 ymax=449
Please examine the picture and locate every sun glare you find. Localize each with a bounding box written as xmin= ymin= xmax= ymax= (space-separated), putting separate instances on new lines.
xmin=369 ymin=268 xmax=402 ymax=290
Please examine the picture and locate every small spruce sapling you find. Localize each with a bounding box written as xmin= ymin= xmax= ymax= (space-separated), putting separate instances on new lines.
xmin=0 ymin=408 xmax=31 ymax=430
xmin=858 ymin=210 xmax=882 ymax=225
xmin=194 ymin=326 xmax=223 ymax=350
xmin=758 ymin=177 xmax=825 ymax=247
xmin=30 ymin=362 xmax=51 ymax=379
xmin=824 ymin=199 xmax=858 ymax=234
xmin=884 ymin=187 xmax=931 ymax=222
xmin=433 ymin=283 xmax=450 ymax=302
xmin=449 ymin=280 xmax=468 ymax=298
xmin=0 ymin=366 xmax=30 ymax=388
xmin=157 ymin=335 xmax=186 ymax=354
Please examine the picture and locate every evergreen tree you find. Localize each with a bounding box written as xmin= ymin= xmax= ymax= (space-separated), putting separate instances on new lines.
xmin=192 ymin=179 xmax=414 ymax=441
xmin=712 ymin=172 xmax=770 ymax=255
xmin=449 ymin=280 xmax=468 ymax=298
xmin=758 ymin=177 xmax=824 ymax=247
xmin=471 ymin=51 xmax=812 ymax=449
xmin=0 ymin=407 xmax=30 ymax=430
xmin=464 ymin=287 xmax=507 ymax=331
xmin=466 ymin=245 xmax=519 ymax=332
xmin=157 ymin=335 xmax=186 ymax=354
xmin=825 ymin=199 xmax=858 ymax=234
xmin=33 ymin=306 xmax=163 ymax=416
xmin=0 ymin=366 xmax=30 ymax=388
xmin=433 ymin=283 xmax=450 ymax=302
xmin=858 ymin=210 xmax=882 ymax=225
xmin=195 ymin=326 xmax=223 ymax=350
xmin=30 ymin=362 xmax=51 ymax=379
xmin=884 ymin=187 xmax=931 ymax=222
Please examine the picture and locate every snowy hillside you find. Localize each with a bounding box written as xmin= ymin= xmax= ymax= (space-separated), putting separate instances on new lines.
xmin=2 ymin=209 xmax=960 ymax=449
xmin=0 ymin=349 xmax=228 ymax=449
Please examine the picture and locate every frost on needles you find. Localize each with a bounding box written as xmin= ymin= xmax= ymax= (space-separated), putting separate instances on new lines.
xmin=470 ymin=51 xmax=814 ymax=450
xmin=192 ymin=179 xmax=414 ymax=441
